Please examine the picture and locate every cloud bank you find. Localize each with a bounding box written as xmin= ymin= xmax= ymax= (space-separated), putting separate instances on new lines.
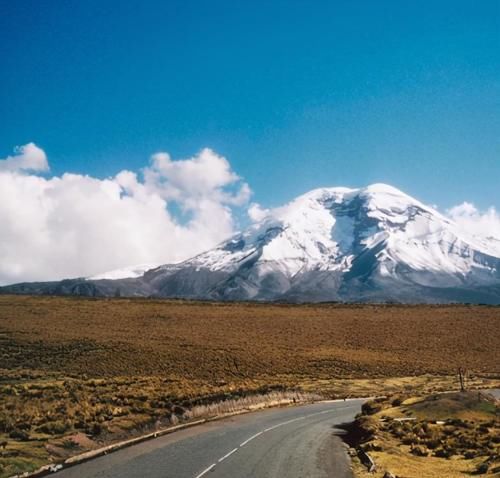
xmin=0 ymin=144 xmax=250 ymax=285
xmin=447 ymin=202 xmax=500 ymax=241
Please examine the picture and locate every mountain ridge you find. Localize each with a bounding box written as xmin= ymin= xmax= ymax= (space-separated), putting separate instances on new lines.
xmin=3 ymin=183 xmax=500 ymax=304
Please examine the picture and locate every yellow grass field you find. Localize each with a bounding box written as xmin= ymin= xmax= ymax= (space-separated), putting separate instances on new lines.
xmin=1 ymin=295 xmax=499 ymax=379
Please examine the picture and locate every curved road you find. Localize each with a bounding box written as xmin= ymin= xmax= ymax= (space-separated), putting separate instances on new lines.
xmin=56 ymin=399 xmax=363 ymax=478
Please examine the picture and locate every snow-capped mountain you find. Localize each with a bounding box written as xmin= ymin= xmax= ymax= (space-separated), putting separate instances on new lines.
xmin=3 ymin=184 xmax=500 ymax=303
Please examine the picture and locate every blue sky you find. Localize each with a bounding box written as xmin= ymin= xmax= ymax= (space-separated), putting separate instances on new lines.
xmin=1 ymin=0 xmax=499 ymax=210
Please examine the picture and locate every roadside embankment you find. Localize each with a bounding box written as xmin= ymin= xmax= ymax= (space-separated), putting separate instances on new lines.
xmin=340 ymin=390 xmax=500 ymax=478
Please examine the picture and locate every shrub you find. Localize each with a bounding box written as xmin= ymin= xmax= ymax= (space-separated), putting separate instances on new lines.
xmin=411 ymin=446 xmax=428 ymax=456
xmin=356 ymin=416 xmax=378 ymax=441
xmin=88 ymin=422 xmax=102 ymax=436
xmin=362 ymin=400 xmax=383 ymax=415
xmin=434 ymin=448 xmax=452 ymax=458
xmin=172 ymin=405 xmax=186 ymax=416
xmin=391 ymin=397 xmax=403 ymax=407
xmin=16 ymin=421 xmax=32 ymax=431
xmin=9 ymin=429 xmax=30 ymax=441
xmin=62 ymin=438 xmax=79 ymax=449
xmin=37 ymin=420 xmax=71 ymax=435
xmin=476 ymin=462 xmax=489 ymax=474
xmin=402 ymin=434 xmax=419 ymax=445
xmin=425 ymin=438 xmax=441 ymax=449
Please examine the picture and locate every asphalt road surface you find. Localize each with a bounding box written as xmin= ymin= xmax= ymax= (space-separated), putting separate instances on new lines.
xmin=56 ymin=399 xmax=363 ymax=478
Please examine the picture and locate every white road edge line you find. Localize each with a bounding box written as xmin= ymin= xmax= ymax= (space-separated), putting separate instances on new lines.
xmin=194 ymin=463 xmax=216 ymax=478
xmin=239 ymin=431 xmax=263 ymax=447
xmin=218 ymin=447 xmax=238 ymax=463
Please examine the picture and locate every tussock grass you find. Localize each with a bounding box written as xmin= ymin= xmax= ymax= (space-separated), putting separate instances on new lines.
xmin=348 ymin=391 xmax=500 ymax=477
xmin=184 ymin=390 xmax=320 ymax=420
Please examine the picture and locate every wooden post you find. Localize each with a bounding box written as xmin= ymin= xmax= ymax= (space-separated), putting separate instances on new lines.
xmin=458 ymin=367 xmax=466 ymax=392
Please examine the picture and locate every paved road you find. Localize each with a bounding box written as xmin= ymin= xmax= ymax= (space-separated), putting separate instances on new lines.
xmin=56 ymin=399 xmax=363 ymax=478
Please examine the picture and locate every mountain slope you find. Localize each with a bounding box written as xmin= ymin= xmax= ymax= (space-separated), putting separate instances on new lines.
xmin=2 ymin=184 xmax=500 ymax=303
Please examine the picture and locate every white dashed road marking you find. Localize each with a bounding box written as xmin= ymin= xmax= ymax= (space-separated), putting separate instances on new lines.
xmin=194 ymin=463 xmax=216 ymax=478
xmin=192 ymin=402 xmax=360 ymax=477
xmin=218 ymin=448 xmax=238 ymax=463
xmin=263 ymin=415 xmax=305 ymax=432
xmin=239 ymin=431 xmax=262 ymax=447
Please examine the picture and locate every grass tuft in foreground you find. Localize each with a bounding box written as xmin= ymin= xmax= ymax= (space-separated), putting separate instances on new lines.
xmin=345 ymin=391 xmax=500 ymax=477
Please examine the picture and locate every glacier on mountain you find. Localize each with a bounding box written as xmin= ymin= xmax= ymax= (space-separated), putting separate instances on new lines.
xmin=3 ymin=184 xmax=500 ymax=303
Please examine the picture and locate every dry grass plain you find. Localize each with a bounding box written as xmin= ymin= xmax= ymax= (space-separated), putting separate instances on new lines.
xmin=1 ymin=295 xmax=499 ymax=379
xmin=0 ymin=295 xmax=499 ymax=476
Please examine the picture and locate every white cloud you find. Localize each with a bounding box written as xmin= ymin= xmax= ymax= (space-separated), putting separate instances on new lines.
xmin=248 ymin=202 xmax=270 ymax=222
xmin=0 ymin=142 xmax=48 ymax=172
xmin=0 ymin=144 xmax=251 ymax=285
xmin=447 ymin=202 xmax=500 ymax=240
xmin=146 ymin=148 xmax=239 ymax=198
xmin=142 ymin=148 xmax=251 ymax=209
